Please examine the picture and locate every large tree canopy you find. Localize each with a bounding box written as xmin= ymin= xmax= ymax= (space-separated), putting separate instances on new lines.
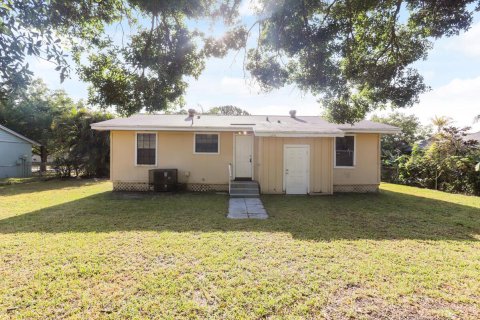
xmin=1 ymin=0 xmax=479 ymax=122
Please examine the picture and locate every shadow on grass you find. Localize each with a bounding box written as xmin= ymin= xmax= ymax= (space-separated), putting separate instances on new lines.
xmin=0 ymin=178 xmax=105 ymax=196
xmin=0 ymin=187 xmax=479 ymax=241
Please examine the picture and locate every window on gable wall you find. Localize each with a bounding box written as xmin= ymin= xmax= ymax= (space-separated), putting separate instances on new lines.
xmin=136 ymin=133 xmax=156 ymax=165
xmin=335 ymin=136 xmax=355 ymax=167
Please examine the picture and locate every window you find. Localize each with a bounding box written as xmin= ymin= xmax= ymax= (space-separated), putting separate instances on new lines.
xmin=335 ymin=135 xmax=355 ymax=167
xmin=136 ymin=133 xmax=156 ymax=165
xmin=194 ymin=133 xmax=219 ymax=154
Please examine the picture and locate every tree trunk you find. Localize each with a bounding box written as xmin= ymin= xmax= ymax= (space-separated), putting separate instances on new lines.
xmin=40 ymin=146 xmax=47 ymax=173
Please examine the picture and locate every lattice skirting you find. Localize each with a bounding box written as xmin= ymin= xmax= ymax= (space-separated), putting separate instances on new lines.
xmin=113 ymin=181 xmax=152 ymax=192
xmin=186 ymin=183 xmax=229 ymax=192
xmin=333 ymin=184 xmax=379 ymax=193
xmin=112 ymin=181 xmax=228 ymax=192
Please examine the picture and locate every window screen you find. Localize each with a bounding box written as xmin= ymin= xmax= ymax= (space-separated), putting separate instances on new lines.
xmin=195 ymin=134 xmax=219 ymax=153
xmin=137 ymin=133 xmax=156 ymax=165
xmin=335 ymin=136 xmax=355 ymax=167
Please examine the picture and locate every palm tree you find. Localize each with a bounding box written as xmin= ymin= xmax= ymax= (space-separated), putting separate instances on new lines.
xmin=431 ymin=115 xmax=452 ymax=133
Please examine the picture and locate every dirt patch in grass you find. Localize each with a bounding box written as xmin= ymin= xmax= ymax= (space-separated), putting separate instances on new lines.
xmin=323 ymin=284 xmax=479 ymax=319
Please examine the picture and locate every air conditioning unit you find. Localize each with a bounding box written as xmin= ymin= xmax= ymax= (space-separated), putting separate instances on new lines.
xmin=149 ymin=169 xmax=178 ymax=192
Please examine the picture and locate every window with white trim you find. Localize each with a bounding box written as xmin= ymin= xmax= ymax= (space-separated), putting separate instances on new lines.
xmin=194 ymin=133 xmax=219 ymax=153
xmin=136 ymin=133 xmax=156 ymax=165
xmin=335 ymin=136 xmax=355 ymax=167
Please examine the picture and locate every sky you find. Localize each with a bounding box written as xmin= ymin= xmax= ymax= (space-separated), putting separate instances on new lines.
xmin=28 ymin=1 xmax=480 ymax=132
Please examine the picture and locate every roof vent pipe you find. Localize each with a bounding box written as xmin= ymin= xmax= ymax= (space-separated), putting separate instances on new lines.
xmin=289 ymin=110 xmax=297 ymax=118
xmin=188 ymin=109 xmax=196 ymax=117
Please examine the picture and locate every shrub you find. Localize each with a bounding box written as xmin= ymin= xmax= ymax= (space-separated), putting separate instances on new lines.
xmin=392 ymin=127 xmax=480 ymax=195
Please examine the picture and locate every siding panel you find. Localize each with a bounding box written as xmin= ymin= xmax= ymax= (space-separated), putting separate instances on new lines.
xmin=0 ymin=141 xmax=32 ymax=178
xmin=256 ymin=136 xmax=334 ymax=194
xmin=0 ymin=128 xmax=27 ymax=144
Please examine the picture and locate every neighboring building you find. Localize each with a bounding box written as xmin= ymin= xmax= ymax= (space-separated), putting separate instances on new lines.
xmin=465 ymin=131 xmax=480 ymax=143
xmin=0 ymin=125 xmax=40 ymax=178
xmin=32 ymin=154 xmax=54 ymax=163
xmin=91 ymin=112 xmax=400 ymax=194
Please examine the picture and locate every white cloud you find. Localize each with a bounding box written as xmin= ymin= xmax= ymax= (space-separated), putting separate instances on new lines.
xmin=407 ymin=76 xmax=480 ymax=131
xmin=243 ymin=102 xmax=320 ymax=116
xmin=219 ymin=76 xmax=261 ymax=95
xmin=445 ymin=22 xmax=480 ymax=58
xmin=186 ymin=74 xmax=322 ymax=115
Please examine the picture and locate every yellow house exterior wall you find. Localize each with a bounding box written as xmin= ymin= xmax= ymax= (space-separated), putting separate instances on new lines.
xmin=109 ymin=131 xmax=380 ymax=193
xmin=332 ymin=133 xmax=381 ymax=191
xmin=111 ymin=131 xmax=233 ymax=186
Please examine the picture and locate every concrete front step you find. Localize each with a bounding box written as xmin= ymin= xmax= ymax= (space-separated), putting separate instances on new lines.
xmin=230 ymin=187 xmax=259 ymax=191
xmin=230 ymin=189 xmax=260 ymax=196
xmin=230 ymin=188 xmax=259 ymax=192
xmin=230 ymin=193 xmax=260 ymax=198
xmin=230 ymin=180 xmax=260 ymax=197
xmin=231 ymin=184 xmax=259 ymax=188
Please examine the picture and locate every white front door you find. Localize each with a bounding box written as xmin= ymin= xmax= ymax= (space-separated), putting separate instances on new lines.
xmin=284 ymin=145 xmax=309 ymax=194
xmin=235 ymin=134 xmax=253 ymax=178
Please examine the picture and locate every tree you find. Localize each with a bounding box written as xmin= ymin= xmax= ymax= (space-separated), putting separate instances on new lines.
xmin=0 ymin=79 xmax=72 ymax=171
xmin=206 ymin=105 xmax=250 ymax=116
xmin=395 ymin=126 xmax=480 ymax=195
xmin=1 ymin=0 xmax=244 ymax=114
xmin=431 ymin=115 xmax=453 ymax=133
xmin=51 ymin=107 xmax=113 ymax=177
xmin=371 ymin=112 xmax=430 ymax=158
xmin=245 ymin=1 xmax=480 ymax=123
xmin=2 ymin=1 xmax=480 ymax=122
xmin=0 ymin=0 xmax=125 ymax=97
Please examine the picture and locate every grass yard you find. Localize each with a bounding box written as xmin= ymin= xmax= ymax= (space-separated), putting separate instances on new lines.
xmin=1 ymin=180 xmax=479 ymax=319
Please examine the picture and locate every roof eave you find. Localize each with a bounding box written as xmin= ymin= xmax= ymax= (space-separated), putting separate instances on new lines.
xmin=0 ymin=125 xmax=41 ymax=145
xmin=90 ymin=125 xmax=256 ymax=132
xmin=341 ymin=129 xmax=401 ymax=135
xmin=254 ymin=131 xmax=344 ymax=137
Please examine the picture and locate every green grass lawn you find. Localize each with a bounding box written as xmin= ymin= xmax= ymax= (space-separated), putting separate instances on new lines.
xmin=1 ymin=180 xmax=479 ymax=319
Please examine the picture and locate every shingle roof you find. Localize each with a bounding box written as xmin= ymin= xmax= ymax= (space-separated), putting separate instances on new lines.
xmin=465 ymin=131 xmax=480 ymax=142
xmin=0 ymin=124 xmax=40 ymax=145
xmin=91 ymin=114 xmax=400 ymax=137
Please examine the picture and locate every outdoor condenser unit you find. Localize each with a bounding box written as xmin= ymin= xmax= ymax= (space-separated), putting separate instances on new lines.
xmin=149 ymin=169 xmax=178 ymax=192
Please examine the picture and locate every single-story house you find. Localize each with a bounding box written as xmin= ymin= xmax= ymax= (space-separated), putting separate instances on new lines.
xmin=91 ymin=111 xmax=400 ymax=194
xmin=0 ymin=124 xmax=40 ymax=178
xmin=465 ymin=131 xmax=480 ymax=143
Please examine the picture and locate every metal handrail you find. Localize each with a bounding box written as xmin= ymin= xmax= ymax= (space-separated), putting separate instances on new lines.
xmin=228 ymin=163 xmax=232 ymax=194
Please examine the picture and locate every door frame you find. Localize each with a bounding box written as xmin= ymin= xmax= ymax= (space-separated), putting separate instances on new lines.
xmin=233 ymin=133 xmax=254 ymax=179
xmin=283 ymin=144 xmax=310 ymax=194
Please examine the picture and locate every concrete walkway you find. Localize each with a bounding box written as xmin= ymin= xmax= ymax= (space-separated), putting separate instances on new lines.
xmin=227 ymin=198 xmax=268 ymax=219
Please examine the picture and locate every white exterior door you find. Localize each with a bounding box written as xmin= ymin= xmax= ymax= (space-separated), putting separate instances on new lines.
xmin=284 ymin=145 xmax=309 ymax=194
xmin=235 ymin=135 xmax=253 ymax=178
